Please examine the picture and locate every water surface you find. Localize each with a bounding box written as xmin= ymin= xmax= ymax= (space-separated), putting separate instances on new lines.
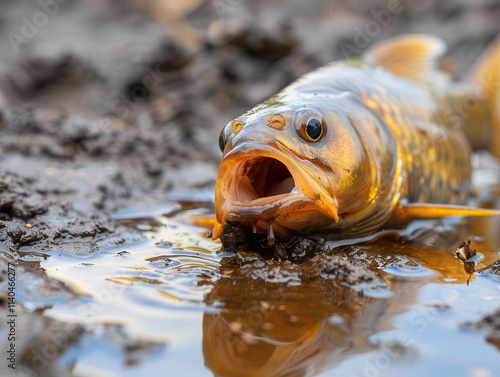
xmin=7 ymin=160 xmax=500 ymax=377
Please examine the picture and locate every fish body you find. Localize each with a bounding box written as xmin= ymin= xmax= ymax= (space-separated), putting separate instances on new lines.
xmin=213 ymin=35 xmax=500 ymax=242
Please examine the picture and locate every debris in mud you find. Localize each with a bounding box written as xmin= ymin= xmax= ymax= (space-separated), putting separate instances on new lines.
xmin=312 ymin=256 xmax=379 ymax=288
xmin=0 ymin=172 xmax=144 ymax=258
xmin=221 ymin=245 xmax=382 ymax=291
xmin=455 ymin=238 xmax=485 ymax=283
xmin=145 ymin=255 xmax=179 ymax=267
xmin=219 ymin=222 xmax=331 ymax=262
xmin=476 ymin=259 xmax=500 ymax=279
xmin=456 ymin=238 xmax=477 ymax=262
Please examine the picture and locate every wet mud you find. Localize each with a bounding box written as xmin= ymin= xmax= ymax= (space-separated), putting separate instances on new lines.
xmin=1 ymin=0 xmax=500 ymax=376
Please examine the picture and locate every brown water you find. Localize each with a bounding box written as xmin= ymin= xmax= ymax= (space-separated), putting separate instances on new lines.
xmin=8 ymin=158 xmax=500 ymax=377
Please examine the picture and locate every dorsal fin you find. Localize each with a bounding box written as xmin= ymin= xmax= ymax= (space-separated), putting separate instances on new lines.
xmin=362 ymin=34 xmax=447 ymax=84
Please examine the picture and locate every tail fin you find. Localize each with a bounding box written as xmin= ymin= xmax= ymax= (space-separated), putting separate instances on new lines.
xmin=468 ymin=35 xmax=500 ymax=158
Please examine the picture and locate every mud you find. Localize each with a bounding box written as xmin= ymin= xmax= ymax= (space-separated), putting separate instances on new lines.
xmin=1 ymin=0 xmax=500 ymax=376
xmin=478 ymin=259 xmax=500 ymax=279
xmin=219 ymin=223 xmax=333 ymax=262
xmin=0 ymin=172 xmax=144 ymax=258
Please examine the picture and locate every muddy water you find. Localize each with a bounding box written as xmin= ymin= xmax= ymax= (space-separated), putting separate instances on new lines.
xmin=11 ymin=163 xmax=499 ymax=377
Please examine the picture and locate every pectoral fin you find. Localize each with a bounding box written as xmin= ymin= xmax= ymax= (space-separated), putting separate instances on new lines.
xmin=182 ymin=215 xmax=216 ymax=230
xmin=393 ymin=202 xmax=500 ymax=224
xmin=362 ymin=34 xmax=447 ymax=84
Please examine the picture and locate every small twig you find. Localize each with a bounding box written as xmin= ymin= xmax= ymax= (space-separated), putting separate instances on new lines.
xmin=455 ymin=238 xmax=484 ymax=285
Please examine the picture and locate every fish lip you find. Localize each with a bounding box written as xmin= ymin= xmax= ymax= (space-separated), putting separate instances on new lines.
xmin=225 ymin=192 xmax=313 ymax=223
xmin=214 ymin=142 xmax=339 ymax=237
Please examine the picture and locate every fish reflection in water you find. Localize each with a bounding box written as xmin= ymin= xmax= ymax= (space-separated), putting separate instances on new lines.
xmin=200 ymin=213 xmax=499 ymax=377
xmin=198 ymin=33 xmax=500 ymax=375
xmin=19 ymin=191 xmax=500 ymax=376
xmin=20 ymin=155 xmax=500 ymax=376
xmin=203 ymin=254 xmax=376 ymax=377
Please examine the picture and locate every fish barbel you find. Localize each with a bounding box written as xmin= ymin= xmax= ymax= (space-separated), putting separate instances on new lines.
xmin=212 ymin=35 xmax=500 ymax=242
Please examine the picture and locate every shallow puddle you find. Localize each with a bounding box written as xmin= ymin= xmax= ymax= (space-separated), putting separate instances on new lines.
xmin=2 ymin=156 xmax=499 ymax=377
xmin=8 ymin=195 xmax=498 ymax=376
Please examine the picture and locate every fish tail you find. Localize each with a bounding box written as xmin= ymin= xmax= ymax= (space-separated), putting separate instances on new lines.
xmin=467 ymin=35 xmax=500 ymax=158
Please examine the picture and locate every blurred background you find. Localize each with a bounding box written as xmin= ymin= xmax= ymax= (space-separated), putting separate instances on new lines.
xmin=0 ymin=0 xmax=499 ymax=203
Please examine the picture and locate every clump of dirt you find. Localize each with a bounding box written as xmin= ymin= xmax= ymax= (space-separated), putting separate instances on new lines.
xmin=306 ymin=254 xmax=380 ymax=288
xmin=477 ymin=259 xmax=500 ymax=279
xmin=219 ymin=222 xmax=331 ymax=263
xmin=220 ymin=239 xmax=382 ymax=291
xmin=0 ymin=172 xmax=144 ymax=258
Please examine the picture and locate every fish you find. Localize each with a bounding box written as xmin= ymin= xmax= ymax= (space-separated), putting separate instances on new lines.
xmin=212 ymin=34 xmax=500 ymax=243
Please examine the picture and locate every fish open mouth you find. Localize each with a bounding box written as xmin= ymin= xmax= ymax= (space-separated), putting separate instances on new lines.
xmin=234 ymin=157 xmax=297 ymax=204
xmin=226 ymin=151 xmax=338 ymax=222
xmin=212 ymin=143 xmax=339 ymax=240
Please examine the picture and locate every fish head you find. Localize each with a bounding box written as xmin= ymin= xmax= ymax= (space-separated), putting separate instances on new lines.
xmin=213 ymin=94 xmax=397 ymax=240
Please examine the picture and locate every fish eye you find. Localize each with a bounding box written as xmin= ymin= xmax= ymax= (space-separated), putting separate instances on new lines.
xmin=306 ymin=118 xmax=323 ymax=141
xmin=294 ymin=109 xmax=325 ymax=143
xmin=218 ymin=131 xmax=225 ymax=153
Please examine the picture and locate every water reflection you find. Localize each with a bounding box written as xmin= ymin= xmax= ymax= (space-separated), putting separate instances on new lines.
xmin=201 ymin=214 xmax=500 ymax=377
xmin=17 ymin=174 xmax=500 ymax=376
xmin=203 ymin=255 xmax=376 ymax=377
